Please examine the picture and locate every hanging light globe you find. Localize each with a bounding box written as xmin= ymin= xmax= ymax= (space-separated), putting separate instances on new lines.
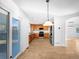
xmin=43 ymin=0 xmax=53 ymax=26
xmin=43 ymin=20 xmax=53 ymax=26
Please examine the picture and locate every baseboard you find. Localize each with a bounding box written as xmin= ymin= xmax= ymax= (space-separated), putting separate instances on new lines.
xmin=54 ymin=44 xmax=65 ymax=47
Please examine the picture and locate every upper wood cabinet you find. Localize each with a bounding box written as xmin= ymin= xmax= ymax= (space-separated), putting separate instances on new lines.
xmin=31 ymin=24 xmax=37 ymax=30
xmin=31 ymin=24 xmax=48 ymax=31
xmin=43 ymin=26 xmax=48 ymax=30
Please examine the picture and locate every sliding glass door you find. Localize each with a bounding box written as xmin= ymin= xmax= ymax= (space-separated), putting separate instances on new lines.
xmin=0 ymin=8 xmax=9 ymax=59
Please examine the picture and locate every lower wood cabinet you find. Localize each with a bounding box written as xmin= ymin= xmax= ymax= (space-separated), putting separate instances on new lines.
xmin=44 ymin=33 xmax=49 ymax=39
xmin=29 ymin=33 xmax=49 ymax=43
xmin=34 ymin=33 xmax=39 ymax=39
xmin=29 ymin=34 xmax=35 ymax=43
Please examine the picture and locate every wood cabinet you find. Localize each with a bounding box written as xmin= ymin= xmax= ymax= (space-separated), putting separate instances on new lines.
xmin=44 ymin=33 xmax=49 ymax=39
xmin=43 ymin=26 xmax=48 ymax=30
xmin=29 ymin=34 xmax=35 ymax=43
xmin=31 ymin=24 xmax=48 ymax=31
xmin=30 ymin=24 xmax=49 ymax=39
xmin=31 ymin=25 xmax=37 ymax=30
xmin=29 ymin=33 xmax=49 ymax=42
xmin=34 ymin=33 xmax=39 ymax=39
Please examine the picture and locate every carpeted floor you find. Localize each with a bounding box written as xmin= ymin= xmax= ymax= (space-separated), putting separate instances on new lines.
xmin=17 ymin=38 xmax=79 ymax=59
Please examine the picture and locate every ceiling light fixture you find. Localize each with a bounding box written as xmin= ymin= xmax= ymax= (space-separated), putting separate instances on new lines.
xmin=43 ymin=0 xmax=53 ymax=26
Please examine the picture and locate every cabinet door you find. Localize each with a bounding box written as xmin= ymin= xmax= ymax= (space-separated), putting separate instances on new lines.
xmin=44 ymin=33 xmax=49 ymax=39
xmin=44 ymin=26 xmax=48 ymax=30
xmin=34 ymin=33 xmax=39 ymax=38
xmin=31 ymin=25 xmax=34 ymax=31
xmin=31 ymin=25 xmax=37 ymax=30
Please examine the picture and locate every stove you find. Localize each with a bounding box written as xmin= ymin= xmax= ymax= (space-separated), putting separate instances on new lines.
xmin=39 ymin=31 xmax=44 ymax=37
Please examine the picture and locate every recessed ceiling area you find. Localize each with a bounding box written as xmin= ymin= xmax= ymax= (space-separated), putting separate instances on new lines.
xmin=13 ymin=0 xmax=79 ymax=24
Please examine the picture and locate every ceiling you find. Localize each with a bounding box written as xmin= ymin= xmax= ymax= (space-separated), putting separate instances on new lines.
xmin=13 ymin=0 xmax=79 ymax=24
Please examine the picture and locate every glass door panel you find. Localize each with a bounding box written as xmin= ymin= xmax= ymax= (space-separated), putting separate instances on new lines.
xmin=0 ymin=8 xmax=9 ymax=59
xmin=12 ymin=18 xmax=20 ymax=58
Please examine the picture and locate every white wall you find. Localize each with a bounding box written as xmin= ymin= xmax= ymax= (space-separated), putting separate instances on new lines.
xmin=54 ymin=16 xmax=66 ymax=46
xmin=54 ymin=12 xmax=79 ymax=46
xmin=20 ymin=12 xmax=30 ymax=52
xmin=0 ymin=0 xmax=30 ymax=59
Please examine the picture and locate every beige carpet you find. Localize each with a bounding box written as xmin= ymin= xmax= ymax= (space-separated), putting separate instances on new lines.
xmin=17 ymin=39 xmax=79 ymax=59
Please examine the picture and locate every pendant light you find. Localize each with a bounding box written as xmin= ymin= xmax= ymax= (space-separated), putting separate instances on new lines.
xmin=43 ymin=0 xmax=53 ymax=26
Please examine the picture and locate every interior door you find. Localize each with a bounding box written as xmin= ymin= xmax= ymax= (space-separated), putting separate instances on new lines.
xmin=0 ymin=7 xmax=9 ymax=59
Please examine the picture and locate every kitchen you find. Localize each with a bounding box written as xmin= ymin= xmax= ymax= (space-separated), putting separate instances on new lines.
xmin=29 ymin=24 xmax=50 ymax=43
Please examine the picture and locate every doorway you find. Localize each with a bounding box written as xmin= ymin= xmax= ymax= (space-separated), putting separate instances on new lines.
xmin=65 ymin=17 xmax=79 ymax=48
